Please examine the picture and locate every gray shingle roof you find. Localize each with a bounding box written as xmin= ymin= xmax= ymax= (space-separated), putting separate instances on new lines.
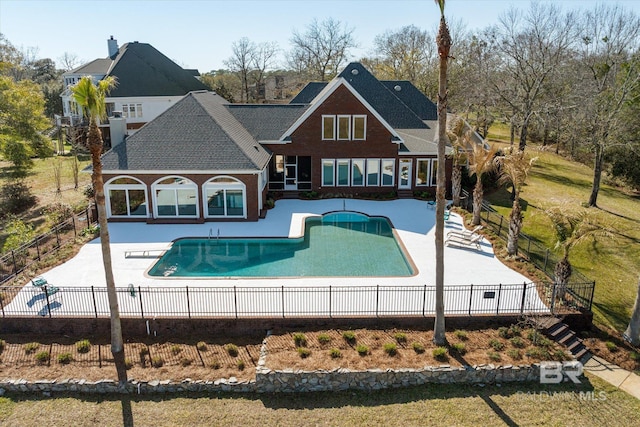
xmin=381 ymin=81 xmax=437 ymax=121
xmin=106 ymin=42 xmax=208 ymax=97
xmin=289 ymin=82 xmax=327 ymax=103
xmin=66 ymin=58 xmax=112 ymax=75
xmin=226 ymin=104 xmax=310 ymax=141
xmin=101 ymin=92 xmax=270 ymax=172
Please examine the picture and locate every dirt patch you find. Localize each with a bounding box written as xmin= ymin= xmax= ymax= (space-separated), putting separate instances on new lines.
xmin=3 ymin=326 xmax=630 ymax=383
xmin=581 ymin=326 xmax=640 ymax=372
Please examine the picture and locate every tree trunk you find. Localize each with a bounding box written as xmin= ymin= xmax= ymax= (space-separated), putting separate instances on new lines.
xmin=509 ymin=118 xmax=516 ymax=147
xmin=518 ymin=115 xmax=529 ymax=151
xmin=472 ymin=179 xmax=483 ymax=226
xmin=624 ymin=277 xmax=640 ymax=347
xmin=451 ymin=165 xmax=462 ymax=206
xmin=88 ymin=120 xmax=128 ymax=385
xmin=554 ymin=255 xmax=572 ymax=302
xmin=506 ymin=197 xmax=522 ymax=256
xmin=588 ymin=143 xmax=604 ymax=207
xmin=434 ymin=13 xmax=451 ymax=347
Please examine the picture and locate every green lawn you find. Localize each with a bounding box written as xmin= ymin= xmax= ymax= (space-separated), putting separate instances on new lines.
xmin=0 ymin=375 xmax=637 ymax=427
xmin=484 ymin=143 xmax=640 ymax=332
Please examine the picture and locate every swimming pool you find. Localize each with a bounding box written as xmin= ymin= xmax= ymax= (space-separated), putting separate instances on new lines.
xmin=147 ymin=212 xmax=415 ymax=278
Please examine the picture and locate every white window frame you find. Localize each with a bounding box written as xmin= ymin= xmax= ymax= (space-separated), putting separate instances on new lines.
xmin=352 ymin=115 xmax=367 ymax=140
xmin=151 ymin=176 xmax=199 ymax=219
xmin=322 ymin=115 xmax=336 ymax=140
xmin=337 ymin=115 xmax=351 ymax=140
xmin=336 ymin=159 xmax=350 ymax=186
xmin=203 ymin=176 xmax=247 ymax=219
xmin=351 ymin=159 xmax=365 ymax=187
xmin=381 ymin=159 xmax=395 ymax=187
xmin=366 ymin=159 xmax=380 ymax=186
xmin=322 ymin=159 xmax=335 ymax=186
xmin=415 ymin=158 xmax=431 ymax=186
xmin=430 ymin=159 xmax=438 ymax=187
xmin=105 ymin=176 xmax=148 ymax=218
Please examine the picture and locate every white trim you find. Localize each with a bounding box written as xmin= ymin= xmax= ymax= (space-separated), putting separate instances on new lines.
xmin=353 ymin=115 xmax=367 ymax=140
xmin=322 ymin=115 xmax=336 ymax=140
xmin=104 ymin=175 xmax=149 ymax=218
xmin=336 ymin=159 xmax=350 ymax=186
xmin=101 ymin=169 xmax=264 ymax=175
xmin=351 ymin=159 xmax=365 ymax=187
xmin=151 ymin=176 xmax=199 ymax=219
xmin=202 ymin=176 xmax=247 ymax=219
xmin=321 ymin=159 xmax=335 ymax=187
xmin=381 ymin=158 xmax=395 ymax=187
xmin=278 ymin=78 xmax=403 ymax=143
xmin=415 ymin=158 xmax=432 ymax=187
xmin=398 ymin=159 xmax=412 ymax=190
xmin=337 ymin=115 xmax=351 ymax=140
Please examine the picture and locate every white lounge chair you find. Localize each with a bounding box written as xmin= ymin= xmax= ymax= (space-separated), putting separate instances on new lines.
xmin=445 ymin=233 xmax=483 ymax=250
xmin=446 ymin=225 xmax=483 ymax=239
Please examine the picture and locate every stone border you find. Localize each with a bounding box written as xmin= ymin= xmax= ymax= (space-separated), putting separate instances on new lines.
xmin=0 ymin=336 xmax=543 ymax=395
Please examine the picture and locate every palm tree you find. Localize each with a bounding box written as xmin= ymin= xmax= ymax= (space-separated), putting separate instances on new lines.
xmin=447 ymin=117 xmax=470 ymax=207
xmin=434 ymin=0 xmax=451 ymax=346
xmin=71 ymin=76 xmax=127 ymax=385
xmin=496 ymin=148 xmax=536 ymax=256
xmin=542 ymin=205 xmax=615 ymax=301
xmin=467 ymin=143 xmax=498 ymax=226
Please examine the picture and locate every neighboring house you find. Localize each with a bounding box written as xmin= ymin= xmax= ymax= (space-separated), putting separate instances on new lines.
xmin=57 ymin=36 xmax=208 ymax=146
xmin=100 ymin=62 xmax=451 ymax=223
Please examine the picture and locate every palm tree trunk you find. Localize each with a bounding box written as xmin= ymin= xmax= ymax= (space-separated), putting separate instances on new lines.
xmin=88 ymin=120 xmax=128 ymax=385
xmin=451 ymin=165 xmax=462 ymax=206
xmin=472 ymin=180 xmax=483 ymax=226
xmin=624 ymin=277 xmax=640 ymax=346
xmin=506 ymin=198 xmax=522 ymax=256
xmin=554 ymin=255 xmax=572 ymax=302
xmin=434 ymin=11 xmax=451 ymax=347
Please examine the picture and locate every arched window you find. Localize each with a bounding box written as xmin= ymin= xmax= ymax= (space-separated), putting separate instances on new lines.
xmin=152 ymin=176 xmax=198 ymax=218
xmin=105 ymin=176 xmax=148 ymax=218
xmin=203 ymin=176 xmax=246 ymax=218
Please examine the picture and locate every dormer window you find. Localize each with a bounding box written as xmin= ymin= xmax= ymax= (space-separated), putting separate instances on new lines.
xmin=322 ymin=115 xmax=366 ymax=141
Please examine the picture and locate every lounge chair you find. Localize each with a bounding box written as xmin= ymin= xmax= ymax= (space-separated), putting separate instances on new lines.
xmin=31 ymin=277 xmax=47 ymax=288
xmin=447 ymin=225 xmax=483 ymax=239
xmin=445 ymin=233 xmax=483 ymax=250
xmin=31 ymin=276 xmax=60 ymax=298
xmin=443 ymin=210 xmax=450 ymax=221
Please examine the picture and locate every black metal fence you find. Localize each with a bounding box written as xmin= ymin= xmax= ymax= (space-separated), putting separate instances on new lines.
xmin=459 ymin=189 xmax=595 ymax=312
xmin=0 ymin=206 xmax=96 ymax=285
xmin=0 ymin=281 xmax=587 ymax=319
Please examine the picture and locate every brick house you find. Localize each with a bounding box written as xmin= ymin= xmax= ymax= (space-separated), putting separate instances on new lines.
xmin=100 ymin=62 xmax=450 ymax=223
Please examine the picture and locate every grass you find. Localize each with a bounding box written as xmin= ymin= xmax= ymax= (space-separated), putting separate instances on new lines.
xmin=482 ymin=140 xmax=640 ymax=333
xmin=3 ymin=375 xmax=634 ymax=427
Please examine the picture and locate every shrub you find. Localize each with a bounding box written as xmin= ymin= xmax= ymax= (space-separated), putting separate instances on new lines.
xmin=196 ymin=341 xmax=207 ymax=351
xmin=0 ymin=181 xmax=37 ymax=217
xmin=509 ymin=325 xmax=522 ymax=337
xmin=605 ymin=341 xmax=618 ymax=352
xmin=498 ymin=327 xmax=511 ymax=339
xmin=507 ymin=349 xmax=522 ymax=360
xmin=170 ymin=344 xmax=182 ymax=355
xmin=412 ymin=342 xmax=425 ymax=354
xmin=453 ymin=330 xmax=468 ymax=341
xmin=42 ymin=202 xmax=73 ymax=226
xmin=57 ymin=352 xmax=73 ymax=364
xmin=225 ymin=343 xmax=239 ymax=357
xmin=487 ymin=351 xmax=502 ymax=362
xmin=536 ymin=337 xmax=553 ymax=348
xmin=237 ymin=360 xmax=245 ymax=370
xmin=151 ymin=356 xmax=164 ymax=368
xmin=342 ymin=331 xmax=356 ymax=344
xmin=630 ymin=351 xmax=640 ymax=361
xmin=433 ymin=347 xmax=448 ymax=361
xmin=527 ymin=330 xmax=543 ymax=345
xmin=383 ymin=342 xmax=398 ymax=356
xmin=489 ymin=339 xmax=505 ymax=351
xmin=525 ymin=347 xmax=551 ymax=360
xmin=35 ymin=351 xmax=50 ymax=365
xmin=25 ymin=342 xmax=40 ymax=354
xmin=450 ymin=342 xmax=466 ymax=355
xmin=394 ymin=333 xmax=407 ymax=344
xmin=125 ymin=359 xmax=134 ymax=370
xmin=180 ymin=357 xmax=192 ymax=367
xmin=297 ymin=347 xmax=311 ymax=358
xmin=553 ymin=349 xmax=569 ymax=361
xmin=209 ymin=360 xmax=221 ymax=369
xmin=329 ymin=348 xmax=342 ymax=359
xmin=293 ymin=332 xmax=307 ymax=347
xmin=75 ymin=339 xmax=91 ymax=353
xmin=317 ymin=333 xmax=332 ymax=345
xmin=356 ymin=344 xmax=369 ymax=356
xmin=510 ymin=337 xmax=525 ymax=348
xmin=1 ymin=218 xmax=35 ymax=252
xmin=139 ymin=347 xmax=149 ymax=357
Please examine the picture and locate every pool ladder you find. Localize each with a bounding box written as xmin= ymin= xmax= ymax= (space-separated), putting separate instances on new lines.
xmin=208 ymin=227 xmax=220 ymax=240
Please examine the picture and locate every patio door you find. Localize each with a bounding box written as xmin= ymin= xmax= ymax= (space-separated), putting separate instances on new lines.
xmin=398 ymin=159 xmax=412 ymax=189
xmin=285 ymin=156 xmax=297 ymax=190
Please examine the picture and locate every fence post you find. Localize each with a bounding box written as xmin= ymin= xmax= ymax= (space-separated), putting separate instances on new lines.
xmin=72 ymin=215 xmax=77 ymax=237
xmin=375 ymin=285 xmax=379 ymax=317
xmin=91 ymin=286 xmax=98 ymax=318
xmin=520 ymin=282 xmax=527 ymax=314
xmin=1 ymin=288 xmax=5 ymax=318
xmin=35 ymin=237 xmax=41 ymax=261
xmin=422 ymin=284 xmax=427 ymax=317
xmin=329 ymin=286 xmax=332 ymax=318
xmin=496 ymin=283 xmax=502 ymax=315
xmin=468 ymin=284 xmax=473 ymax=316
xmin=527 ymin=237 xmax=532 ymax=258
xmin=44 ymin=286 xmax=52 ymax=319
xmin=281 ymin=285 xmax=285 ymax=318
xmin=588 ymin=281 xmax=596 ymax=312
xmin=234 ymin=286 xmax=238 ymax=319
xmin=543 ymin=249 xmax=549 ymax=274
xmin=138 ymin=286 xmax=144 ymax=318
xmin=54 ymin=225 xmax=60 ymax=248
xmin=498 ymin=216 xmax=503 ymax=236
xmin=550 ymin=283 xmax=556 ymax=315
xmin=186 ymin=286 xmax=191 ymax=319
xmin=11 ymin=250 xmax=17 ymax=275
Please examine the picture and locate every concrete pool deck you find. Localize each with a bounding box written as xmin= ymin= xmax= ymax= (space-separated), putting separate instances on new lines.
xmin=5 ymin=199 xmax=549 ymax=317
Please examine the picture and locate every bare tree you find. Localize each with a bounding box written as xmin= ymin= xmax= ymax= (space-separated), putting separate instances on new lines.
xmin=624 ymin=277 xmax=640 ymax=347
xmin=58 ymin=52 xmax=81 ymax=72
xmin=224 ymin=38 xmax=256 ymax=102
xmin=290 ymin=18 xmax=357 ymax=81
xmin=251 ymin=42 xmax=279 ymax=99
xmin=491 ymin=2 xmax=576 ymax=151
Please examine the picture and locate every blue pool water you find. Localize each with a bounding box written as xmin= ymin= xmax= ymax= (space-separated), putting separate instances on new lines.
xmin=147 ymin=212 xmax=415 ymax=277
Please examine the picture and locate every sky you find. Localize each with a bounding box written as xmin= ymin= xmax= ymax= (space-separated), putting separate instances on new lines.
xmin=2 ymin=0 xmax=640 ymax=73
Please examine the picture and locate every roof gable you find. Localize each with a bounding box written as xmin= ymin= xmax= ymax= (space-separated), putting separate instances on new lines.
xmin=105 ymin=42 xmax=208 ymax=97
xmin=290 ymin=82 xmax=328 ymax=103
xmin=381 ymin=81 xmax=437 ymax=121
xmin=101 ymin=92 xmax=270 ymax=172
xmin=227 ymin=104 xmax=310 ymax=141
